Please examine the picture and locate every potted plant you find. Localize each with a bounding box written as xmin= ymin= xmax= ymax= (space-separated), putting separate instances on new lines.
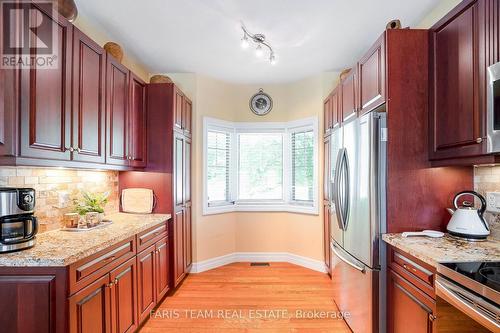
xmin=73 ymin=191 xmax=109 ymax=227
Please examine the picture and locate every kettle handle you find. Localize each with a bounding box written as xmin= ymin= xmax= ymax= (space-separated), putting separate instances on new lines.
xmin=453 ymin=191 xmax=487 ymax=216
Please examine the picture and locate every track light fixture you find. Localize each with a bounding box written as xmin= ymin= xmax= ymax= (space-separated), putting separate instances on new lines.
xmin=240 ymin=23 xmax=277 ymax=65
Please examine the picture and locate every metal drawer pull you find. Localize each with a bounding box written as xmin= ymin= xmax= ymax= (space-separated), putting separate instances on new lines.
xmin=103 ymin=256 xmax=116 ymax=262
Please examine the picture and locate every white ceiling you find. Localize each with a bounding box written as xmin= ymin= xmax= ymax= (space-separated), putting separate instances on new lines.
xmin=76 ymin=0 xmax=439 ymax=84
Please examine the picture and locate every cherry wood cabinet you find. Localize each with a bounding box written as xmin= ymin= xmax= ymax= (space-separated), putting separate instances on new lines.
xmin=137 ymin=245 xmax=156 ymax=323
xmin=129 ymin=73 xmax=147 ymax=168
xmin=106 ymin=55 xmax=130 ymax=166
xmin=109 ymin=258 xmax=138 ymax=333
xmin=340 ymin=68 xmax=358 ymax=122
xmin=173 ymin=209 xmax=186 ymax=286
xmin=69 ymin=274 xmax=111 ymax=333
xmin=388 ymin=269 xmax=436 ymax=333
xmin=72 ymin=27 xmax=106 ymax=164
xmin=323 ymin=88 xmax=340 ymax=136
xmin=155 ymin=236 xmax=170 ymax=301
xmin=19 ymin=3 xmax=73 ymax=161
xmin=358 ymin=33 xmax=386 ymax=115
xmin=0 ymin=6 xmax=148 ymax=170
xmin=429 ymin=0 xmax=500 ymax=165
xmin=183 ymin=98 xmax=193 ymax=138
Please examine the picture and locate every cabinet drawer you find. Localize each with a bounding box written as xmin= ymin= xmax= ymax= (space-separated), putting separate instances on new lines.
xmin=389 ymin=247 xmax=436 ymax=299
xmin=69 ymin=237 xmax=136 ymax=295
xmin=137 ymin=222 xmax=167 ymax=253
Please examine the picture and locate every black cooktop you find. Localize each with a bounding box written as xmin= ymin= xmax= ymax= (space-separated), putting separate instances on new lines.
xmin=441 ymin=262 xmax=500 ymax=292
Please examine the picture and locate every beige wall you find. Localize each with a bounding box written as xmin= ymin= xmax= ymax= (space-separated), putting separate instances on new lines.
xmin=415 ymin=0 xmax=462 ymax=28
xmin=166 ymin=73 xmax=338 ymax=262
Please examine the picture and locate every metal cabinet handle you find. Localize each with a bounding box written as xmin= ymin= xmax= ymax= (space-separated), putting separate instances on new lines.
xmin=106 ymin=282 xmax=114 ymax=288
xmin=429 ymin=314 xmax=436 ymax=322
xmin=114 ymin=278 xmax=118 ymax=285
xmin=66 ymin=147 xmax=74 ymax=152
xmin=76 ymin=148 xmax=81 ymax=153
xmin=476 ymin=138 xmax=483 ymax=144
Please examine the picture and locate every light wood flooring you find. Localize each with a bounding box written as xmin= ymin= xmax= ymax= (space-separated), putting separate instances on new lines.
xmin=140 ymin=262 xmax=351 ymax=333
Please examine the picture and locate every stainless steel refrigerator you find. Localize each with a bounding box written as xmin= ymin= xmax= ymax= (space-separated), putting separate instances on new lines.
xmin=329 ymin=110 xmax=387 ymax=333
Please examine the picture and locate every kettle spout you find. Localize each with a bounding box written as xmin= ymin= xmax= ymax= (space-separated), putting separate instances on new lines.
xmin=446 ymin=208 xmax=455 ymax=216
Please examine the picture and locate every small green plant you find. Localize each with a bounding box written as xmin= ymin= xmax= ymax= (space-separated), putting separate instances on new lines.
xmin=73 ymin=191 xmax=109 ymax=215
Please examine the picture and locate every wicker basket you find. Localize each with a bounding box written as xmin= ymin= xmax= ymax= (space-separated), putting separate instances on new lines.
xmin=150 ymin=75 xmax=173 ymax=84
xmin=57 ymin=0 xmax=78 ymax=22
xmin=104 ymin=42 xmax=123 ymax=63
xmin=386 ymin=19 xmax=402 ymax=30
xmin=339 ymin=68 xmax=352 ymax=81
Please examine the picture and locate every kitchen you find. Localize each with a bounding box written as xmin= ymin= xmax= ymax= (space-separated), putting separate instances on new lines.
xmin=0 ymin=0 xmax=499 ymax=332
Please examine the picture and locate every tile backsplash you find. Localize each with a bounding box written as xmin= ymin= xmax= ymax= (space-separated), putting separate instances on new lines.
xmin=0 ymin=167 xmax=119 ymax=232
xmin=474 ymin=166 xmax=500 ymax=240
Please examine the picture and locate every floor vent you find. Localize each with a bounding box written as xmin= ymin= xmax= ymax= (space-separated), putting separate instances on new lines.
xmin=250 ymin=262 xmax=270 ymax=266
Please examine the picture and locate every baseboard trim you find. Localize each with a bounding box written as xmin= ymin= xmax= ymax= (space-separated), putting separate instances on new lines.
xmin=190 ymin=252 xmax=327 ymax=274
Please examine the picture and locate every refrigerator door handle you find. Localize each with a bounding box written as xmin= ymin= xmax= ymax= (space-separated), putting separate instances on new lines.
xmin=333 ymin=148 xmax=345 ymax=230
xmin=342 ymin=149 xmax=350 ymax=231
xmin=331 ymin=241 xmax=365 ymax=273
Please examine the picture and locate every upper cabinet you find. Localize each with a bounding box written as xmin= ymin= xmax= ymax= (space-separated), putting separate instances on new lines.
xmin=129 ymin=73 xmax=147 ymax=168
xmin=340 ymin=68 xmax=358 ymax=122
xmin=19 ymin=3 xmax=73 ymax=161
xmin=0 ymin=6 xmax=149 ymax=170
xmin=323 ymin=87 xmax=340 ymax=136
xmin=106 ymin=55 xmax=130 ymax=167
xmin=429 ymin=0 xmax=500 ymax=165
xmin=358 ymin=33 xmax=386 ymax=115
xmin=72 ymin=27 xmax=106 ymax=164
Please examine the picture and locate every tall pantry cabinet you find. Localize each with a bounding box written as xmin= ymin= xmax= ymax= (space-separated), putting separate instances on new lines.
xmin=146 ymin=84 xmax=193 ymax=289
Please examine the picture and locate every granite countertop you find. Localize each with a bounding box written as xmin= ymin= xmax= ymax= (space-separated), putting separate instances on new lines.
xmin=382 ymin=233 xmax=500 ymax=268
xmin=0 ymin=213 xmax=171 ymax=267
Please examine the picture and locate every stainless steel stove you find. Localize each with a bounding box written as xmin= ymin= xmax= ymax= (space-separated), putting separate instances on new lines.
xmin=437 ymin=261 xmax=500 ymax=332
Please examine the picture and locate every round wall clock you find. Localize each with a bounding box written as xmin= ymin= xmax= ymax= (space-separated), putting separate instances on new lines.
xmin=250 ymin=89 xmax=273 ymax=116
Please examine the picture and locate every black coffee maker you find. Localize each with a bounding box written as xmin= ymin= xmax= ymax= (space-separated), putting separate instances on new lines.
xmin=0 ymin=188 xmax=38 ymax=252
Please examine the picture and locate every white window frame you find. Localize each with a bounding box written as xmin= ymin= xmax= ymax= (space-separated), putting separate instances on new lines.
xmin=203 ymin=116 xmax=319 ymax=216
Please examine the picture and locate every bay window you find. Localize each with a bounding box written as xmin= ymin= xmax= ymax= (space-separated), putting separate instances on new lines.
xmin=203 ymin=117 xmax=318 ymax=215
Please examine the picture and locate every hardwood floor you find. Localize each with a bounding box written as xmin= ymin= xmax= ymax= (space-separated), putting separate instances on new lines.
xmin=140 ymin=262 xmax=351 ymax=333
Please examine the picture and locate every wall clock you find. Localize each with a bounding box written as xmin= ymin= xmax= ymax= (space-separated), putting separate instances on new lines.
xmin=250 ymin=89 xmax=273 ymax=116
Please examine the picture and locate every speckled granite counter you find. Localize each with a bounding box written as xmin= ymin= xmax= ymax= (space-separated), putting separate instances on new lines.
xmin=382 ymin=233 xmax=500 ymax=268
xmin=0 ymin=213 xmax=171 ymax=267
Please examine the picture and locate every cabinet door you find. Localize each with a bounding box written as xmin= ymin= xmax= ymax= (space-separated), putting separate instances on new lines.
xmin=172 ymin=209 xmax=185 ymax=287
xmin=388 ymin=269 xmax=435 ymax=333
xmin=429 ymin=1 xmax=483 ymax=160
xmin=183 ymin=97 xmax=192 ymax=137
xmin=184 ymin=204 xmax=192 ymax=271
xmin=341 ymin=69 xmax=358 ymax=122
xmin=19 ymin=4 xmax=72 ymax=160
xmin=323 ymin=96 xmax=332 ymax=135
xmin=358 ymin=33 xmax=386 ymax=115
xmin=129 ymin=73 xmax=147 ymax=168
xmin=184 ymin=138 xmax=191 ymax=205
xmin=136 ymin=246 xmax=156 ymax=323
xmin=69 ymin=274 xmax=111 ymax=333
xmin=323 ymin=204 xmax=331 ymax=275
xmin=174 ymin=133 xmax=184 ymax=207
xmin=331 ymin=87 xmax=340 ymax=128
xmin=106 ymin=55 xmax=130 ymax=166
xmin=174 ymin=89 xmax=183 ymax=130
xmin=323 ymin=136 xmax=331 ymax=202
xmin=155 ymin=236 xmax=170 ymax=301
xmin=0 ymin=275 xmax=57 ymax=333
xmin=72 ymin=28 xmax=106 ymax=164
xmin=110 ymin=258 xmax=138 ymax=333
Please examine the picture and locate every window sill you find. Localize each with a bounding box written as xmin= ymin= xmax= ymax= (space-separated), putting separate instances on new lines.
xmin=203 ymin=204 xmax=319 ymax=216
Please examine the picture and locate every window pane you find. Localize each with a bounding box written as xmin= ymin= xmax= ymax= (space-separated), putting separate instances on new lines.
xmin=238 ymin=133 xmax=283 ymax=200
xmin=292 ymin=130 xmax=314 ymax=202
xmin=207 ymin=130 xmax=230 ymax=203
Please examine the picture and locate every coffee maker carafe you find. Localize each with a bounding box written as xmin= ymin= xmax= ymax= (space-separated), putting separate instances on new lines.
xmin=0 ymin=188 xmax=38 ymax=252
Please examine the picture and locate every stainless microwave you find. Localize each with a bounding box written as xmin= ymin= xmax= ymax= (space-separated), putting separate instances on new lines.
xmin=487 ymin=62 xmax=500 ymax=153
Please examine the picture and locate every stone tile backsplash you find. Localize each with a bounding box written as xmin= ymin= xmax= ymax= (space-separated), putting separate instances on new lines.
xmin=0 ymin=167 xmax=119 ymax=232
xmin=474 ymin=166 xmax=500 ymax=240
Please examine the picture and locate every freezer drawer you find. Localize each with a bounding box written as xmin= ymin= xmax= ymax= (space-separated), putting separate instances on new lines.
xmin=331 ymin=241 xmax=378 ymax=333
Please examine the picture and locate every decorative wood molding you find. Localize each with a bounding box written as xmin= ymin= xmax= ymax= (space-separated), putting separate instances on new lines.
xmin=190 ymin=252 xmax=327 ymax=274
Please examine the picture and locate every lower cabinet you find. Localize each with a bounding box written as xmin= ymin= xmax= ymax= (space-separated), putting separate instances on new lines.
xmin=69 ymin=274 xmax=112 ymax=333
xmin=388 ymin=269 xmax=436 ymax=333
xmin=137 ymin=236 xmax=170 ymax=324
xmin=110 ymin=258 xmax=138 ymax=333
